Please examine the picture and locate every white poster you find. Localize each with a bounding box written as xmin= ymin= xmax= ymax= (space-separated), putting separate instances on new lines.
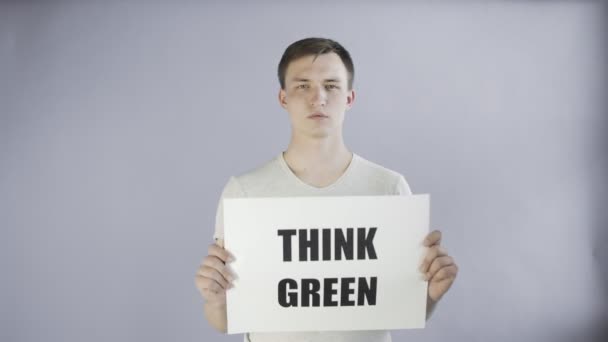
xmin=223 ymin=194 xmax=429 ymax=334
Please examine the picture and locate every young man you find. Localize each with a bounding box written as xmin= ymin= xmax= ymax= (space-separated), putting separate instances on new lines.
xmin=195 ymin=38 xmax=459 ymax=342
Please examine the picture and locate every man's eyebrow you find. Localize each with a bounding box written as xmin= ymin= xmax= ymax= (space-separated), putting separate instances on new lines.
xmin=292 ymin=78 xmax=341 ymax=83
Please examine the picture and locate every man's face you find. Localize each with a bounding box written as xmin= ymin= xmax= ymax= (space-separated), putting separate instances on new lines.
xmin=279 ymin=52 xmax=355 ymax=139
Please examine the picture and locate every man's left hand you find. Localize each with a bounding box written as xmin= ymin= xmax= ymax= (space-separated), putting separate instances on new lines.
xmin=419 ymin=230 xmax=459 ymax=302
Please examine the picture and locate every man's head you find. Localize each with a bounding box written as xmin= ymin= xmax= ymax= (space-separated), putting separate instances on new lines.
xmin=278 ymin=38 xmax=356 ymax=139
xmin=278 ymin=38 xmax=355 ymax=91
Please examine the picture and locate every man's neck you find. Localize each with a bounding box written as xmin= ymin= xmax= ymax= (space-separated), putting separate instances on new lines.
xmin=283 ymin=135 xmax=353 ymax=188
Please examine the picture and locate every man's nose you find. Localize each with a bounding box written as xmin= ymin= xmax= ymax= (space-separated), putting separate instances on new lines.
xmin=309 ymin=87 xmax=327 ymax=107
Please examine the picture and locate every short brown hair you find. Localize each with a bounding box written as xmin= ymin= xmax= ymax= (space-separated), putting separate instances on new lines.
xmin=278 ymin=37 xmax=355 ymax=90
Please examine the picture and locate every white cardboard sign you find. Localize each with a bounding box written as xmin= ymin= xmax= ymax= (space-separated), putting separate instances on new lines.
xmin=223 ymin=195 xmax=429 ymax=334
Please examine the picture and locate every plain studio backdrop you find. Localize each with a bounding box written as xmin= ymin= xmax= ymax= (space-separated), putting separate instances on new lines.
xmin=1 ymin=1 xmax=606 ymax=341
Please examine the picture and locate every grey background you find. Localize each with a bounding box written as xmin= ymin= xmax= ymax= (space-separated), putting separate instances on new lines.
xmin=1 ymin=1 xmax=606 ymax=341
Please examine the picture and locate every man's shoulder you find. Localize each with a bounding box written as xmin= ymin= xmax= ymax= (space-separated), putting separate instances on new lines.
xmin=352 ymin=153 xmax=412 ymax=195
xmin=354 ymin=153 xmax=404 ymax=183
xmin=229 ymin=153 xmax=284 ymax=195
xmin=237 ymin=153 xmax=281 ymax=179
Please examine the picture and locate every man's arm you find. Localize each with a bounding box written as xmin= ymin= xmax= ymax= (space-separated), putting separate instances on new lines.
xmin=195 ymin=240 xmax=235 ymax=334
xmin=426 ymin=296 xmax=438 ymax=321
xmin=204 ymin=300 xmax=228 ymax=333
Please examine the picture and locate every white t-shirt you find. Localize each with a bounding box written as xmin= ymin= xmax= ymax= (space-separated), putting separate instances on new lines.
xmin=213 ymin=151 xmax=412 ymax=342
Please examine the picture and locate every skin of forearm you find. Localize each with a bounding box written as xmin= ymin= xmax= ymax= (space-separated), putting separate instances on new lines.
xmin=204 ymin=300 xmax=228 ymax=333
xmin=426 ymin=296 xmax=438 ymax=321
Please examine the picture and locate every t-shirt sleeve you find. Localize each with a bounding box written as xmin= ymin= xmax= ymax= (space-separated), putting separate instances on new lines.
xmin=213 ymin=176 xmax=246 ymax=243
xmin=393 ymin=174 xmax=413 ymax=196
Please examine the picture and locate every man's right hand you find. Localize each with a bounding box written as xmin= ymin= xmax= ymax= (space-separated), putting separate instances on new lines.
xmin=195 ymin=239 xmax=236 ymax=305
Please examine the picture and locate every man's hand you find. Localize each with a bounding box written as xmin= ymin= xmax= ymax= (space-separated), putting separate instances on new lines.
xmin=419 ymin=230 xmax=458 ymax=303
xmin=195 ymin=239 xmax=237 ymax=305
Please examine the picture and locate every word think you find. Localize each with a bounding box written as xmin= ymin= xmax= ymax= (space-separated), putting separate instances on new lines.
xmin=277 ymin=227 xmax=378 ymax=262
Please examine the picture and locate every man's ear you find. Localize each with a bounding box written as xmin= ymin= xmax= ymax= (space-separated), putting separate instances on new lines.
xmin=346 ymin=89 xmax=356 ymax=110
xmin=278 ymin=88 xmax=288 ymax=109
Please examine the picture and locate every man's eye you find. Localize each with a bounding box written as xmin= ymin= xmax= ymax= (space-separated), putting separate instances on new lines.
xmin=297 ymin=84 xmax=309 ymax=89
xmin=325 ymin=85 xmax=338 ymax=90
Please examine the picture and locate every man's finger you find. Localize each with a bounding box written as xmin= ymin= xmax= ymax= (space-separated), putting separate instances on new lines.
xmin=197 ymin=275 xmax=224 ymax=292
xmin=207 ymin=243 xmax=234 ymax=263
xmin=430 ymin=264 xmax=458 ymax=283
xmin=419 ymin=245 xmax=448 ymax=273
xmin=426 ymin=256 xmax=454 ymax=280
xmin=198 ymin=265 xmax=231 ymax=289
xmin=203 ymin=255 xmax=236 ymax=282
xmin=195 ymin=275 xmax=219 ymax=294
xmin=424 ymin=230 xmax=442 ymax=247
